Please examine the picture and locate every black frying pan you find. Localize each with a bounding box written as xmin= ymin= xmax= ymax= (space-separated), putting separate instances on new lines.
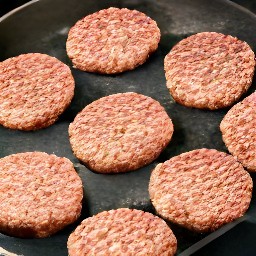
xmin=0 ymin=0 xmax=256 ymax=255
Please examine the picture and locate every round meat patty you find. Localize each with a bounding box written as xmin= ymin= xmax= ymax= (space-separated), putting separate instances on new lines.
xmin=69 ymin=92 xmax=173 ymax=173
xmin=149 ymin=148 xmax=252 ymax=232
xmin=66 ymin=7 xmax=160 ymax=74
xmin=164 ymin=32 xmax=255 ymax=110
xmin=220 ymin=92 xmax=256 ymax=171
xmin=67 ymin=208 xmax=177 ymax=256
xmin=0 ymin=53 xmax=75 ymax=130
xmin=0 ymin=152 xmax=83 ymax=238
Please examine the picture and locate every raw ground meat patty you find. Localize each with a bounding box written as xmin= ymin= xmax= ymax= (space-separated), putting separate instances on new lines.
xmin=67 ymin=208 xmax=177 ymax=256
xmin=69 ymin=92 xmax=173 ymax=173
xmin=149 ymin=148 xmax=252 ymax=232
xmin=0 ymin=152 xmax=83 ymax=238
xmin=66 ymin=7 xmax=160 ymax=74
xmin=0 ymin=53 xmax=75 ymax=130
xmin=220 ymin=92 xmax=256 ymax=171
xmin=164 ymin=32 xmax=255 ymax=110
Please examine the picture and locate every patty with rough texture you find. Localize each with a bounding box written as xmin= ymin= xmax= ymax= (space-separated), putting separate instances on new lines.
xmin=0 ymin=152 xmax=83 ymax=238
xmin=149 ymin=148 xmax=252 ymax=232
xmin=220 ymin=92 xmax=256 ymax=171
xmin=69 ymin=92 xmax=173 ymax=173
xmin=68 ymin=208 xmax=177 ymax=256
xmin=0 ymin=53 xmax=75 ymax=130
xmin=66 ymin=7 xmax=160 ymax=74
xmin=164 ymin=32 xmax=255 ymax=110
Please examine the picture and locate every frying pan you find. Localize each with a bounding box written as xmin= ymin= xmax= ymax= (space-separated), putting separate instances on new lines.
xmin=0 ymin=0 xmax=256 ymax=255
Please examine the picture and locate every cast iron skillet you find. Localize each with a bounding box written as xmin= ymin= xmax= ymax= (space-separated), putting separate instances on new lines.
xmin=0 ymin=0 xmax=256 ymax=255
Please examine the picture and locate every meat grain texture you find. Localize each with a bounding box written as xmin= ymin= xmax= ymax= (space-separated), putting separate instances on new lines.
xmin=0 ymin=53 xmax=75 ymax=130
xmin=149 ymin=148 xmax=252 ymax=232
xmin=220 ymin=92 xmax=256 ymax=171
xmin=69 ymin=92 xmax=174 ymax=173
xmin=68 ymin=208 xmax=177 ymax=256
xmin=164 ymin=32 xmax=255 ymax=109
xmin=66 ymin=7 xmax=160 ymax=74
xmin=0 ymin=152 xmax=83 ymax=238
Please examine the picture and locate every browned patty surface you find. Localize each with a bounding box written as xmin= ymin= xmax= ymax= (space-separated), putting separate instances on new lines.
xmin=149 ymin=148 xmax=252 ymax=232
xmin=0 ymin=53 xmax=75 ymax=130
xmin=69 ymin=92 xmax=173 ymax=173
xmin=220 ymin=92 xmax=256 ymax=171
xmin=0 ymin=152 xmax=83 ymax=238
xmin=164 ymin=32 xmax=255 ymax=109
xmin=66 ymin=7 xmax=160 ymax=74
xmin=67 ymin=208 xmax=177 ymax=256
